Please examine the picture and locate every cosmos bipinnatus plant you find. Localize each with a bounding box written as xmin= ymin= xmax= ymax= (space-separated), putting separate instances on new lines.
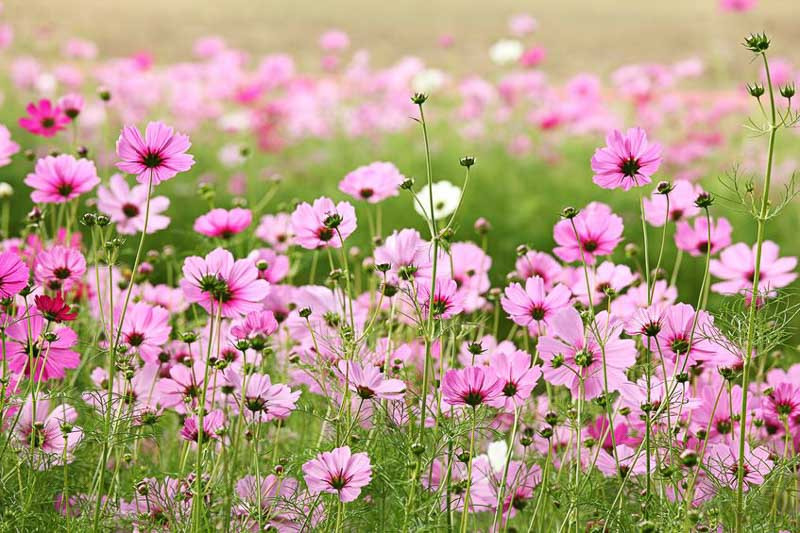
xmin=0 ymin=23 xmax=799 ymax=533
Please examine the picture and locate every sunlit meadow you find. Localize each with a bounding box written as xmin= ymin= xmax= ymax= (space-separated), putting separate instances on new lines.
xmin=0 ymin=1 xmax=799 ymax=532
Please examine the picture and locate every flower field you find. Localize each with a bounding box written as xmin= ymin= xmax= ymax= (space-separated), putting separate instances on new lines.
xmin=0 ymin=1 xmax=799 ymax=532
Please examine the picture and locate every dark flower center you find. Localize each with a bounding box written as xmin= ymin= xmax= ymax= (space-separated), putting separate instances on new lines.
xmin=356 ymin=386 xmax=375 ymax=400
xmin=431 ymin=299 xmax=447 ymax=317
xmin=245 ymin=397 xmax=266 ymax=412
xmin=41 ymin=117 xmax=55 ymax=128
xmin=317 ymin=227 xmax=334 ymax=242
xmin=716 ymin=418 xmax=732 ymax=435
xmin=122 ymin=203 xmax=140 ymax=217
xmin=53 ymin=267 xmax=72 ymax=280
xmin=464 ymin=390 xmax=484 ymax=407
xmin=127 ymin=332 xmax=145 ymax=347
xmin=671 ymin=337 xmax=690 ymax=355
xmin=620 ymin=157 xmax=641 ymax=178
xmin=330 ymin=473 xmax=348 ymax=490
xmin=57 ymin=183 xmax=74 ymax=196
xmin=142 ymin=151 xmax=164 ymax=169
xmin=502 ymin=382 xmax=518 ymax=397
xmin=360 ymin=188 xmax=374 ymax=199
xmin=696 ymin=241 xmax=709 ymax=254
xmin=582 ymin=240 xmax=598 ymax=253
xmin=530 ymin=306 xmax=546 ymax=321
xmin=671 ymin=209 xmax=684 ymax=221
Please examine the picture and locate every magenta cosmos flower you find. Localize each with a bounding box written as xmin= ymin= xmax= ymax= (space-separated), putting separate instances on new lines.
xmin=553 ymin=202 xmax=624 ymax=265
xmin=442 ymin=366 xmax=503 ymax=408
xmin=97 ymin=174 xmax=170 ymax=234
xmin=487 ymin=349 xmax=541 ymax=410
xmin=24 ymin=154 xmax=100 ymax=204
xmin=193 ymin=207 xmax=252 ymax=239
xmin=35 ymin=245 xmax=86 ymax=292
xmin=674 ymin=216 xmax=732 ymax=257
xmin=514 ymin=250 xmax=563 ymax=287
xmin=501 ymin=276 xmax=571 ymax=335
xmin=591 ymin=127 xmax=662 ymax=191
xmin=118 ymin=302 xmax=172 ymax=364
xmin=116 ymin=121 xmax=195 ymax=185
xmin=14 ymin=399 xmax=83 ymax=468
xmin=180 ymin=248 xmax=269 ymax=318
xmin=230 ymin=310 xmax=279 ymax=343
xmin=710 ymin=241 xmax=797 ymax=296
xmin=338 ymin=360 xmax=406 ymax=401
xmin=0 ymin=125 xmax=20 ymax=166
xmin=302 ymin=446 xmax=372 ymax=503
xmin=5 ymin=311 xmax=80 ymax=382
xmin=0 ymin=251 xmax=29 ymax=298
xmin=290 ymin=196 xmax=357 ymax=249
xmin=180 ymin=409 xmax=225 ymax=443
xmin=418 ymin=278 xmax=465 ymax=319
xmin=338 ymin=161 xmax=405 ymax=203
xmin=18 ymin=99 xmax=70 ymax=137
xmin=706 ymin=442 xmax=773 ymax=490
xmin=537 ymin=307 xmax=636 ymax=399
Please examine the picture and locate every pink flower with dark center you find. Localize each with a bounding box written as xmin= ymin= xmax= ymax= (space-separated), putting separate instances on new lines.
xmin=303 ymin=446 xmax=372 ymax=503
xmin=571 ymin=261 xmax=637 ymax=306
xmin=514 ymin=250 xmax=562 ymax=287
xmin=230 ymin=310 xmax=279 ymax=348
xmin=155 ymin=362 xmax=212 ymax=414
xmin=225 ymin=368 xmax=300 ymax=423
xmin=538 ymin=307 xmax=636 ymax=399
xmin=14 ymin=398 xmax=83 ymax=468
xmin=374 ymin=228 xmax=433 ymax=283
xmin=0 ymin=251 xmax=29 ymax=299
xmin=5 ymin=311 xmax=80 ymax=381
xmin=674 ymin=216 xmax=732 ymax=257
xmin=762 ymin=382 xmax=800 ymax=427
xmin=487 ymin=349 xmax=541 ymax=410
xmin=25 ymin=155 xmax=100 ymax=204
xmin=0 ymin=125 xmax=20 ymax=166
xmin=442 ymin=366 xmax=503 ymax=408
xmin=710 ymin=241 xmax=797 ymax=296
xmin=115 ymin=121 xmax=195 ymax=185
xmin=501 ymin=276 xmax=571 ymax=335
xmin=35 ymin=245 xmax=86 ymax=292
xmin=247 ymin=248 xmax=290 ymax=283
xmin=97 ymin=174 xmax=170 ymax=234
xmin=255 ymin=213 xmax=293 ymax=252
xmin=339 ymin=161 xmax=404 ymax=203
xmin=19 ymin=99 xmax=70 ymax=137
xmin=235 ymin=474 xmax=303 ymax=531
xmin=655 ymin=303 xmax=721 ymax=367
xmin=290 ymin=197 xmax=357 ymax=250
xmin=553 ymin=202 xmax=624 ymax=265
xmin=338 ymin=360 xmax=406 ymax=401
xmin=180 ymin=409 xmax=225 ymax=443
xmin=193 ymin=207 xmax=252 ymax=239
xmin=180 ymin=248 xmax=269 ymax=318
xmin=58 ymin=93 xmax=84 ymax=120
xmin=418 ymin=278 xmax=465 ymax=319
xmin=591 ymin=127 xmax=662 ymax=191
xmin=706 ymin=442 xmax=773 ymax=490
xmin=643 ymin=179 xmax=702 ymax=226
xmin=118 ymin=302 xmax=172 ymax=364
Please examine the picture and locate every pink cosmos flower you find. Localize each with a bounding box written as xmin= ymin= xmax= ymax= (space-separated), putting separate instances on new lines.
xmin=418 ymin=278 xmax=465 ymax=319
xmin=193 ymin=207 xmax=252 ymax=238
xmin=97 ymin=174 xmax=170 ymax=234
xmin=58 ymin=94 xmax=84 ymax=120
xmin=255 ymin=213 xmax=293 ymax=252
xmin=642 ymin=180 xmax=702 ymax=226
xmin=338 ymin=360 xmax=406 ymax=401
xmin=339 ymin=161 xmax=405 ymax=203
xmin=0 ymin=125 xmax=20 ymax=166
xmin=762 ymin=382 xmax=800 ymax=427
xmin=487 ymin=350 xmax=541 ymax=410
xmin=319 ymin=30 xmax=350 ymax=51
xmin=116 ymin=121 xmax=195 ymax=185
xmin=508 ymin=13 xmax=537 ymax=36
xmin=374 ymin=228 xmax=433 ymax=283
xmin=180 ymin=409 xmax=225 ymax=443
xmin=501 ymin=276 xmax=571 ymax=335
xmin=538 ymin=307 xmax=636 ymax=399
xmin=591 ymin=128 xmax=662 ymax=191
xmin=5 ymin=311 xmax=80 ymax=381
xmin=514 ymin=250 xmax=562 ymax=287
xmin=230 ymin=310 xmax=279 ymax=345
xmin=35 ymin=245 xmax=86 ymax=292
xmin=235 ymin=475 xmax=305 ymax=532
xmin=180 ymin=248 xmax=269 ymax=318
xmin=0 ymin=251 xmax=30 ymax=298
xmin=19 ymin=99 xmax=70 ymax=137
xmin=155 ymin=362 xmax=213 ymax=414
xmin=719 ymin=0 xmax=756 ymax=12
xmin=118 ymin=302 xmax=172 ymax=364
xmin=655 ymin=303 xmax=721 ymax=367
xmin=303 ymin=446 xmax=372 ymax=503
xmin=225 ymin=368 xmax=300 ymax=423
xmin=290 ymin=197 xmax=357 ymax=250
xmin=442 ymin=366 xmax=503 ymax=408
xmin=24 ymin=155 xmax=100 ymax=204
xmin=674 ymin=216 xmax=732 ymax=257
xmin=706 ymin=442 xmax=772 ymax=490
xmin=572 ymin=261 xmax=637 ymax=306
xmin=247 ymin=248 xmax=290 ymax=283
xmin=14 ymin=399 xmax=83 ymax=468
xmin=710 ymin=241 xmax=797 ymax=296
xmin=553 ymin=202 xmax=624 ymax=265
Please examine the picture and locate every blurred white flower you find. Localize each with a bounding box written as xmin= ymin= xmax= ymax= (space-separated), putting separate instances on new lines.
xmin=414 ymin=180 xmax=461 ymax=220
xmin=489 ymin=39 xmax=523 ymax=66
xmin=34 ymin=73 xmax=57 ymax=96
xmin=487 ymin=440 xmax=509 ymax=472
xmin=217 ymin=111 xmax=252 ymax=133
xmin=412 ymin=69 xmax=445 ymax=94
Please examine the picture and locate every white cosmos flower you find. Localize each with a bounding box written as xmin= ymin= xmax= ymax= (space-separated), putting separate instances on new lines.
xmin=414 ymin=180 xmax=461 ymax=220
xmin=489 ymin=39 xmax=523 ymax=66
xmin=412 ymin=68 xmax=445 ymax=94
xmin=487 ymin=440 xmax=509 ymax=472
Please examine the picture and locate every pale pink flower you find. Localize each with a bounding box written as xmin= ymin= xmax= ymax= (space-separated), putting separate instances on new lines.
xmin=5 ymin=311 xmax=80 ymax=382
xmin=706 ymin=442 xmax=773 ymax=490
xmin=35 ymin=245 xmax=86 ymax=292
xmin=418 ymin=278 xmax=465 ymax=319
xmin=0 ymin=125 xmax=19 ymax=166
xmin=442 ymin=366 xmax=503 ymax=407
xmin=339 ymin=161 xmax=404 ymax=203
xmin=571 ymin=261 xmax=637 ymax=306
xmin=0 ymin=251 xmax=30 ymax=299
xmin=97 ymin=174 xmax=170 ymax=234
xmin=303 ymin=446 xmax=371 ymax=503
xmin=674 ymin=216 xmax=732 ymax=257
xmin=25 ymin=155 xmax=99 ymax=204
xmin=247 ymin=248 xmax=290 ymax=284
xmin=118 ymin=302 xmax=172 ymax=364
xmin=319 ymin=30 xmax=350 ymax=51
xmin=373 ymin=228 xmax=433 ymax=283
xmin=255 ymin=213 xmax=293 ymax=252
xmin=553 ymin=202 xmax=624 ymax=265
xmin=719 ymin=0 xmax=756 ymax=12
xmin=487 ymin=349 xmax=541 ymax=410
xmin=193 ymin=207 xmax=252 ymax=238
xmin=14 ymin=399 xmax=83 ymax=468
xmin=710 ymin=241 xmax=797 ymax=296
xmin=514 ymin=250 xmax=562 ymax=287
xmin=501 ymin=276 xmax=571 ymax=335
xmin=180 ymin=409 xmax=225 ymax=443
xmin=591 ymin=128 xmax=662 ymax=191
xmin=338 ymin=360 xmax=406 ymax=401
xmin=290 ymin=197 xmax=357 ymax=250
xmin=225 ymin=368 xmax=300 ymax=423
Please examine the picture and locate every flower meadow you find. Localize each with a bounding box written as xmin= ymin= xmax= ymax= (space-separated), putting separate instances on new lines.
xmin=1 ymin=5 xmax=800 ymax=533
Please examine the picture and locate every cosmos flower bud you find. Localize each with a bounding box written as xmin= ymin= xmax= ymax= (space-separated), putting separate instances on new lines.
xmin=625 ymin=243 xmax=639 ymax=258
xmin=400 ymin=177 xmax=415 ymax=190
xmin=299 ymin=307 xmax=312 ymax=319
xmin=24 ymin=149 xmax=36 ymax=161
xmin=520 ymin=435 xmax=533 ymax=446
xmin=538 ymin=426 xmax=553 ymax=439
xmin=780 ymin=83 xmax=795 ymax=99
xmin=181 ymin=331 xmax=198 ymax=344
xmin=323 ymin=213 xmax=343 ymax=229
xmin=545 ymin=411 xmax=559 ymax=426
xmin=375 ymin=263 xmax=391 ymax=273
xmin=746 ymin=82 xmax=765 ymax=98
xmin=95 ymin=214 xmax=111 ymax=227
xmin=411 ymin=92 xmax=428 ymax=105
xmin=27 ymin=206 xmax=42 ymax=223
xmin=656 ymin=181 xmax=674 ymax=195
xmin=560 ymin=206 xmax=578 ymax=219
xmin=0 ymin=183 xmax=13 ymax=199
xmin=411 ymin=442 xmax=425 ymax=456
xmin=80 ymin=212 xmax=97 ymax=226
xmin=467 ymin=342 xmax=484 ymax=355
xmin=459 ymin=156 xmax=475 ymax=168
xmin=515 ymin=244 xmax=529 ymax=257
xmin=255 ymin=259 xmax=269 ymax=271
xmin=680 ymin=449 xmax=698 ymax=467
xmin=381 ymin=283 xmax=398 ymax=297
xmin=474 ymin=217 xmax=491 ymax=235
xmin=638 ymin=519 xmax=657 ymax=533
xmin=743 ymin=32 xmax=770 ymax=53
xmin=97 ymin=86 xmax=112 ymax=101
xmin=457 ymin=451 xmax=471 ymax=463
xmin=694 ymin=192 xmax=714 ymax=209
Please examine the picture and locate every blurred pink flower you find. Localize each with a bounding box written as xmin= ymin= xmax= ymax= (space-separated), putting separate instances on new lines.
xmin=339 ymin=161 xmax=404 ymax=203
xmin=0 ymin=125 xmax=19 ymax=166
xmin=674 ymin=216 xmax=732 ymax=257
xmin=19 ymin=99 xmax=69 ymax=137
xmin=193 ymin=207 xmax=252 ymax=239
xmin=710 ymin=241 xmax=797 ymax=296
